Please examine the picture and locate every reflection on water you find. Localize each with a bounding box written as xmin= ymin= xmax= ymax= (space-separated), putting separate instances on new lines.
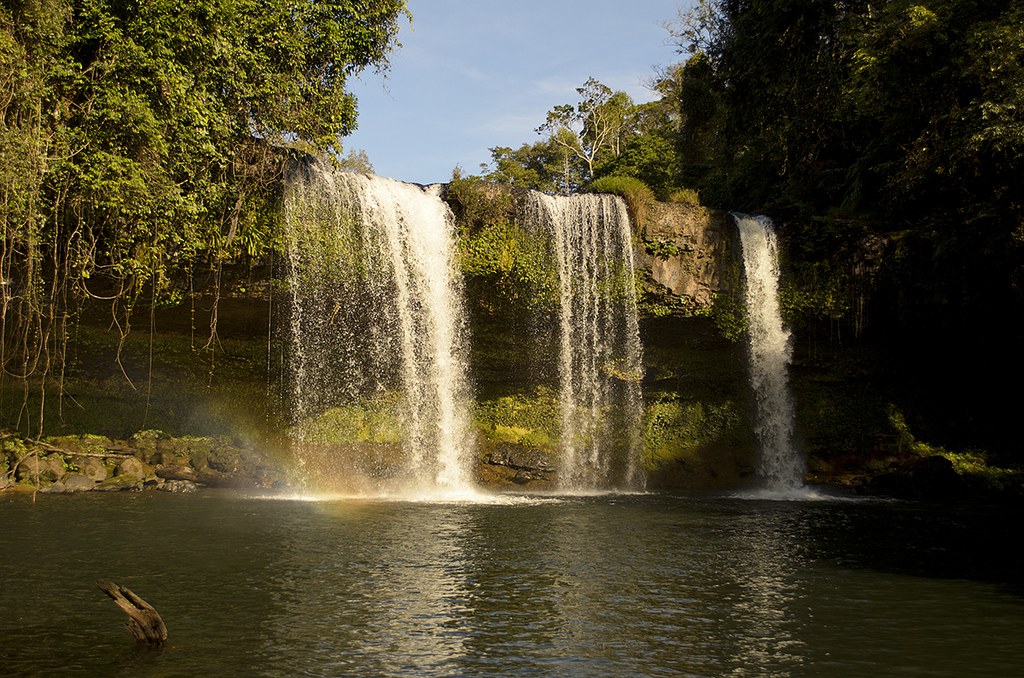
xmin=0 ymin=492 xmax=1022 ymax=677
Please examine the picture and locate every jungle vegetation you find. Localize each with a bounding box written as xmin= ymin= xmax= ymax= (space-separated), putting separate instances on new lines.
xmin=1 ymin=0 xmax=408 ymax=434
xmin=476 ymin=0 xmax=1023 ymax=460
xmin=2 ymin=0 xmax=1022 ymax=473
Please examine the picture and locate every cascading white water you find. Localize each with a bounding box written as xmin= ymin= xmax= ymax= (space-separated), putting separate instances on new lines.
xmin=734 ymin=213 xmax=805 ymax=493
xmin=283 ymin=162 xmax=473 ymax=494
xmin=527 ymin=192 xmax=644 ymax=491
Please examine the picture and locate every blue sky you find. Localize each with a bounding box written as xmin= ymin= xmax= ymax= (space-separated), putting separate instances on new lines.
xmin=342 ymin=0 xmax=691 ymax=185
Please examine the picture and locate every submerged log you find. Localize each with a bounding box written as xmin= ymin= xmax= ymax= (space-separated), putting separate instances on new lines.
xmin=97 ymin=580 xmax=168 ymax=646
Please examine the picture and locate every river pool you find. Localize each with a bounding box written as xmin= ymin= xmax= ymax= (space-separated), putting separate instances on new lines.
xmin=1 ymin=490 xmax=1021 ymax=677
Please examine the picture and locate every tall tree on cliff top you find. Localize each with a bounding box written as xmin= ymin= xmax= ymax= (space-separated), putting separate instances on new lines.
xmin=536 ymin=78 xmax=636 ymax=189
xmin=0 ymin=0 xmax=409 ymax=434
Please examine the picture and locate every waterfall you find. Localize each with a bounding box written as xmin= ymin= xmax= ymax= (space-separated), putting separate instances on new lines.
xmin=734 ymin=214 xmax=805 ymax=493
xmin=282 ymin=161 xmax=473 ymax=494
xmin=527 ymin=192 xmax=644 ymax=491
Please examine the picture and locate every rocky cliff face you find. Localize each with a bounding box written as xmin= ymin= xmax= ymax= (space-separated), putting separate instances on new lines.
xmin=443 ymin=179 xmax=739 ymax=317
xmin=634 ymin=203 xmax=737 ymax=311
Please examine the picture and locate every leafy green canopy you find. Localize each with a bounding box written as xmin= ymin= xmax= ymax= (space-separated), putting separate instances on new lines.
xmin=1 ymin=0 xmax=408 ymax=434
xmin=484 ymin=78 xmax=682 ymax=198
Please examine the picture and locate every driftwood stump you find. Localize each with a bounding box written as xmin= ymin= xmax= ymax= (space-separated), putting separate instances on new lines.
xmin=97 ymin=580 xmax=168 ymax=646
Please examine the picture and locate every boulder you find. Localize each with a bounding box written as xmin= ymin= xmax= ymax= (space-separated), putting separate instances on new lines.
xmin=77 ymin=457 xmax=108 ymax=482
xmin=116 ymin=456 xmax=146 ymax=480
xmin=156 ymin=479 xmax=197 ymax=493
xmin=14 ymin=453 xmax=43 ymax=481
xmin=129 ymin=430 xmax=168 ymax=460
xmin=41 ymin=481 xmax=66 ymax=493
xmin=15 ymin=453 xmax=63 ymax=482
xmin=96 ymin=476 xmax=143 ymax=492
xmin=186 ymin=438 xmax=215 ymax=470
xmin=44 ymin=454 xmax=68 ymax=481
xmin=64 ymin=474 xmax=97 ymax=492
xmin=156 ymin=437 xmax=190 ymax=455
xmin=207 ymin=446 xmax=246 ymax=474
xmin=150 ymin=450 xmax=188 ymax=467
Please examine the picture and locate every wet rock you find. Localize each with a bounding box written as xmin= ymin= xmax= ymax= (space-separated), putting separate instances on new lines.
xmin=186 ymin=438 xmax=215 ymax=470
xmin=488 ymin=442 xmax=555 ymax=474
xmin=157 ymin=463 xmax=259 ymax=489
xmin=129 ymin=430 xmax=169 ymax=460
xmin=64 ymin=474 xmax=97 ymax=492
xmin=207 ymin=446 xmax=246 ymax=474
xmin=116 ymin=456 xmax=146 ymax=480
xmin=150 ymin=450 xmax=188 ymax=467
xmin=156 ymin=479 xmax=197 ymax=493
xmin=76 ymin=457 xmax=108 ymax=482
xmin=156 ymin=437 xmax=190 ymax=455
xmin=96 ymin=476 xmax=143 ymax=492
xmin=15 ymin=453 xmax=64 ymax=482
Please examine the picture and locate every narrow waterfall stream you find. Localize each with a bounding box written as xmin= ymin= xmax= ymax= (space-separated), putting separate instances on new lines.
xmin=283 ymin=162 xmax=473 ymax=495
xmin=734 ymin=213 xmax=805 ymax=493
xmin=527 ymin=191 xmax=644 ymax=491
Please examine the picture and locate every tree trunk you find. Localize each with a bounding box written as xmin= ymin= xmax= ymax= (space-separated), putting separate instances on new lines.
xmin=97 ymin=580 xmax=168 ymax=646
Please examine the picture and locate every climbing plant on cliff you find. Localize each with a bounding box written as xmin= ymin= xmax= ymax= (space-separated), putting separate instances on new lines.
xmin=0 ymin=0 xmax=410 ymax=435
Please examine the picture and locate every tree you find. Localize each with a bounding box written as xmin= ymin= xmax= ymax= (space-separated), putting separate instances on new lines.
xmin=536 ymin=78 xmax=636 ymax=186
xmin=485 ymin=139 xmax=577 ymax=194
xmin=335 ymin=147 xmax=376 ymax=175
xmin=0 ymin=0 xmax=410 ymax=435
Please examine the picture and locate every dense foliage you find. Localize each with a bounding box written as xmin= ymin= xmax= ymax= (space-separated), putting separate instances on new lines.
xmin=477 ymin=0 xmax=1023 ymax=461
xmin=1 ymin=0 xmax=408 ymax=434
xmin=484 ymin=78 xmax=682 ymax=199
xmin=665 ymin=0 xmax=1024 ymax=455
xmin=662 ymin=0 xmax=1023 ymax=328
xmin=485 ymin=0 xmax=1022 ymax=330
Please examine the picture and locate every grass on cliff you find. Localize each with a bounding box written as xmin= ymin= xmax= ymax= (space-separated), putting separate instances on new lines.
xmin=588 ymin=176 xmax=656 ymax=229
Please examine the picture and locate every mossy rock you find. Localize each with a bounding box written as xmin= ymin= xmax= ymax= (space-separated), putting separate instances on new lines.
xmin=207 ymin=446 xmax=246 ymax=474
xmin=74 ymin=457 xmax=108 ymax=482
xmin=15 ymin=453 xmax=65 ymax=482
xmin=129 ymin=430 xmax=169 ymax=452
xmin=186 ymin=438 xmax=217 ymax=470
xmin=80 ymin=434 xmax=113 ymax=454
xmin=96 ymin=475 xmax=144 ymax=492
xmin=115 ymin=456 xmax=146 ymax=480
xmin=156 ymin=437 xmax=190 ymax=455
xmin=45 ymin=436 xmax=85 ymax=454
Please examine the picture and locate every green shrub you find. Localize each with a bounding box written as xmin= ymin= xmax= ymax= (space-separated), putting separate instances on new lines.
xmin=668 ymin=188 xmax=701 ymax=206
xmin=588 ymin=176 xmax=656 ymax=228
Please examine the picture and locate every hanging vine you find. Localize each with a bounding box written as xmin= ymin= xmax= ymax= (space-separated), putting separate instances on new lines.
xmin=0 ymin=0 xmax=410 ymax=437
